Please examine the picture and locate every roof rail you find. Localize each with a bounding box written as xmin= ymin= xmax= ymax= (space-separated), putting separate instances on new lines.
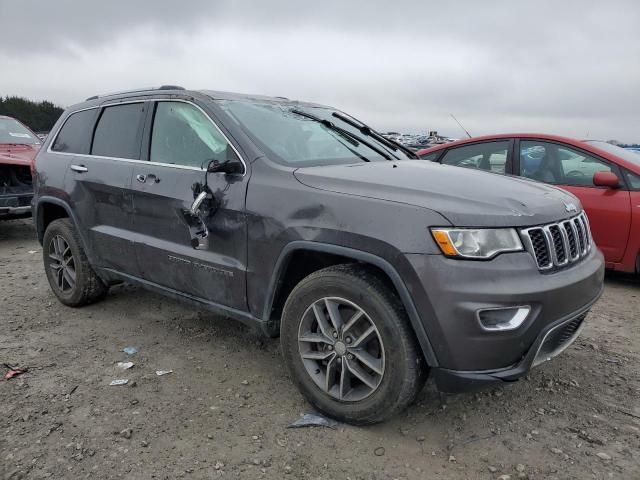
xmin=85 ymin=85 xmax=186 ymax=101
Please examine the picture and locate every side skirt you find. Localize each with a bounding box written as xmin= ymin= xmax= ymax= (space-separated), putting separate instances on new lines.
xmin=99 ymin=268 xmax=264 ymax=331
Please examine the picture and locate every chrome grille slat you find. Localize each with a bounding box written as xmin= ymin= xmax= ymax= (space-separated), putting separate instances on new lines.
xmin=521 ymin=212 xmax=592 ymax=271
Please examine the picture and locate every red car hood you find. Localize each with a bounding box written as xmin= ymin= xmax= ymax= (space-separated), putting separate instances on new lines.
xmin=0 ymin=143 xmax=40 ymax=167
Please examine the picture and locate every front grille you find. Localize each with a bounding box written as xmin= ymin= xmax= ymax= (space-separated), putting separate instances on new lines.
xmin=521 ymin=212 xmax=592 ymax=271
xmin=533 ymin=312 xmax=588 ymax=366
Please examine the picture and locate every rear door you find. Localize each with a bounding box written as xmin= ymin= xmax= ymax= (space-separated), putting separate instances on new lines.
xmin=515 ymin=139 xmax=631 ymax=262
xmin=128 ymin=99 xmax=249 ymax=309
xmin=59 ymin=103 xmax=143 ymax=275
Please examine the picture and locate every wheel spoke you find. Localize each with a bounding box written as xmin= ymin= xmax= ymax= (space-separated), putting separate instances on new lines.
xmin=346 ymin=357 xmax=378 ymax=390
xmin=349 ymin=348 xmax=384 ymax=375
xmin=56 ymin=268 xmax=64 ymax=290
xmin=312 ymin=303 xmax=335 ymax=341
xmin=299 ymin=333 xmax=333 ymax=345
xmin=339 ymin=359 xmax=351 ymax=400
xmin=324 ymin=298 xmax=343 ymax=331
xmin=351 ymin=325 xmax=376 ymax=348
xmin=56 ymin=237 xmax=66 ymax=257
xmin=65 ymin=264 xmax=77 ymax=283
xmin=49 ymin=253 xmax=61 ymax=262
xmin=325 ymin=355 xmax=338 ymax=393
xmin=49 ymin=262 xmax=63 ymax=271
xmin=62 ymin=269 xmax=75 ymax=289
xmin=342 ymin=310 xmax=364 ymax=335
xmin=301 ymin=350 xmax=335 ymax=361
xmin=51 ymin=238 xmax=60 ymax=257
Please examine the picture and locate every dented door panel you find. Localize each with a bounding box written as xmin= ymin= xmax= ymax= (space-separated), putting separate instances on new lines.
xmin=129 ymin=164 xmax=248 ymax=310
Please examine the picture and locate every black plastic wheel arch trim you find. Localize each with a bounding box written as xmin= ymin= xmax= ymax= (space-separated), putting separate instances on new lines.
xmin=263 ymin=240 xmax=440 ymax=367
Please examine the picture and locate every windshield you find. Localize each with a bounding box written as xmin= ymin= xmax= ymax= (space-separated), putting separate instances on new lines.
xmin=216 ymin=100 xmax=412 ymax=167
xmin=585 ymin=140 xmax=640 ymax=165
xmin=0 ymin=118 xmax=39 ymax=145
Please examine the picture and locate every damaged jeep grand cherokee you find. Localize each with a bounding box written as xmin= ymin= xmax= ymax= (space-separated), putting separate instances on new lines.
xmin=33 ymin=87 xmax=604 ymax=424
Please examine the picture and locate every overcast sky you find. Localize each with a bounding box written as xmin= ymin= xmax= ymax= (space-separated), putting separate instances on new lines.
xmin=1 ymin=1 xmax=638 ymax=141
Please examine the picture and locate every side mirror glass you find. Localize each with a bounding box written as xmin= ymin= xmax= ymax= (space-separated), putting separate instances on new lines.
xmin=593 ymin=171 xmax=620 ymax=188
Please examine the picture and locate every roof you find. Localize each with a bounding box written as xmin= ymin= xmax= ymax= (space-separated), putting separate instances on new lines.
xmin=65 ymin=87 xmax=332 ymax=115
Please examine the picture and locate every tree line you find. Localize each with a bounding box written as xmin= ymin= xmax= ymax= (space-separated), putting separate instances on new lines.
xmin=0 ymin=96 xmax=63 ymax=133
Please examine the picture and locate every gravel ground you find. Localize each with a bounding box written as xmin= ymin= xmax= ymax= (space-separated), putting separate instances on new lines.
xmin=1 ymin=218 xmax=638 ymax=480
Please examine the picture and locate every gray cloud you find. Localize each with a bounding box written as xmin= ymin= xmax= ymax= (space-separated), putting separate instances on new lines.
xmin=1 ymin=0 xmax=638 ymax=141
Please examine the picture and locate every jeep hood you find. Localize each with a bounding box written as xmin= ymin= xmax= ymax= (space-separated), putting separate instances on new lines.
xmin=294 ymin=160 xmax=580 ymax=227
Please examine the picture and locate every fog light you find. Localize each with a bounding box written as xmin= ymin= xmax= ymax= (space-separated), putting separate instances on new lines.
xmin=477 ymin=306 xmax=530 ymax=331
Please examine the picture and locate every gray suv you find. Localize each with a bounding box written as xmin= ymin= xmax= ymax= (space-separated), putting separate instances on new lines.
xmin=33 ymin=87 xmax=604 ymax=424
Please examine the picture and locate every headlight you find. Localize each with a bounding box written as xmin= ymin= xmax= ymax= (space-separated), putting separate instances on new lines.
xmin=431 ymin=228 xmax=523 ymax=259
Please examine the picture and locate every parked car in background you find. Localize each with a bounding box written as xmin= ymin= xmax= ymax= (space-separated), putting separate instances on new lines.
xmin=33 ymin=89 xmax=603 ymax=424
xmin=418 ymin=134 xmax=640 ymax=273
xmin=0 ymin=115 xmax=40 ymax=219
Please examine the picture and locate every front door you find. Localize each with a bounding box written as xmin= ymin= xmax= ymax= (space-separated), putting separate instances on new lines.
xmin=516 ymin=139 xmax=632 ymax=262
xmin=129 ymin=100 xmax=249 ymax=310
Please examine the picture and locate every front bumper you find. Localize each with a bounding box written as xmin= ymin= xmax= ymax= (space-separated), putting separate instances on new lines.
xmin=0 ymin=194 xmax=33 ymax=218
xmin=403 ymin=247 xmax=604 ymax=388
xmin=432 ymin=300 xmax=597 ymax=393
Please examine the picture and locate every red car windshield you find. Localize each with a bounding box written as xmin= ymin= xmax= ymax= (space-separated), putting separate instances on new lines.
xmin=585 ymin=140 xmax=640 ymax=166
xmin=0 ymin=118 xmax=39 ymax=145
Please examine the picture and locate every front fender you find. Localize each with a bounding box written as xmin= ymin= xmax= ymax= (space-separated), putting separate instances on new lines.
xmin=262 ymin=241 xmax=440 ymax=367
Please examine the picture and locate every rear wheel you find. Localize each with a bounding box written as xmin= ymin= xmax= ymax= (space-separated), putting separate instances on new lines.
xmin=281 ymin=264 xmax=427 ymax=425
xmin=43 ymin=218 xmax=108 ymax=307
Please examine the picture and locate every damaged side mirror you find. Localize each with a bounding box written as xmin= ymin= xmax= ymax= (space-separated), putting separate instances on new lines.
xmin=206 ymin=146 xmax=244 ymax=175
xmin=207 ymin=158 xmax=243 ymax=175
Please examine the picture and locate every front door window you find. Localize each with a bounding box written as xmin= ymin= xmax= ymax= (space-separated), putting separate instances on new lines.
xmin=519 ymin=141 xmax=612 ymax=186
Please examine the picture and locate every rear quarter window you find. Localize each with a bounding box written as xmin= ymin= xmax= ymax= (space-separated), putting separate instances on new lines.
xmin=51 ymin=109 xmax=98 ymax=154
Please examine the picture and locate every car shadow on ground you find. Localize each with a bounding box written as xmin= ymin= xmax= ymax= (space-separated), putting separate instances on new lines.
xmin=605 ymin=270 xmax=639 ymax=287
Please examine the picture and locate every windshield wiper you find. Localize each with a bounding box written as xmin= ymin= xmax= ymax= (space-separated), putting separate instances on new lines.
xmin=291 ymin=109 xmax=391 ymax=160
xmin=331 ymin=112 xmax=419 ymax=159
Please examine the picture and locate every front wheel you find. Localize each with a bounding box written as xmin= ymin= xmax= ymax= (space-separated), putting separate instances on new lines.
xmin=280 ymin=264 xmax=427 ymax=425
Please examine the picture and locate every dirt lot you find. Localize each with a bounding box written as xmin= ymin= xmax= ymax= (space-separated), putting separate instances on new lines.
xmin=1 ymin=218 xmax=638 ymax=480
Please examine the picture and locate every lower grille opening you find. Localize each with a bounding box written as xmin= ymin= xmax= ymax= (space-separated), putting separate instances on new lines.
xmin=534 ymin=312 xmax=587 ymax=365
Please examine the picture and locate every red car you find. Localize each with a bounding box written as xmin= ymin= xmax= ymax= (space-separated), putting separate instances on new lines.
xmin=417 ymin=134 xmax=640 ymax=273
xmin=0 ymin=115 xmax=40 ymax=219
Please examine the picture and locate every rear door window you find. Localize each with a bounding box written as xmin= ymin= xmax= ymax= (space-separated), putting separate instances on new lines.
xmin=440 ymin=141 xmax=510 ymax=174
xmin=52 ymin=109 xmax=97 ymax=154
xmin=91 ymin=103 xmax=145 ymax=159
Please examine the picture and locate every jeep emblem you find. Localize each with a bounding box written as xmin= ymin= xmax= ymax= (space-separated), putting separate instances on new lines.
xmin=564 ymin=202 xmax=577 ymax=213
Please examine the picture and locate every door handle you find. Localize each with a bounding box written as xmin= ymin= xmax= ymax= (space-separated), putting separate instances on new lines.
xmin=136 ymin=174 xmax=160 ymax=183
xmin=70 ymin=164 xmax=88 ymax=173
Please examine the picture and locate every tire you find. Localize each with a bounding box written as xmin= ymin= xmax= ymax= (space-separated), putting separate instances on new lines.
xmin=42 ymin=218 xmax=108 ymax=307
xmin=280 ymin=264 xmax=428 ymax=425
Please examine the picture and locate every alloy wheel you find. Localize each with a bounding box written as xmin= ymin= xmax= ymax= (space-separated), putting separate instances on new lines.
xmin=297 ymin=297 xmax=385 ymax=401
xmin=48 ymin=235 xmax=76 ymax=292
